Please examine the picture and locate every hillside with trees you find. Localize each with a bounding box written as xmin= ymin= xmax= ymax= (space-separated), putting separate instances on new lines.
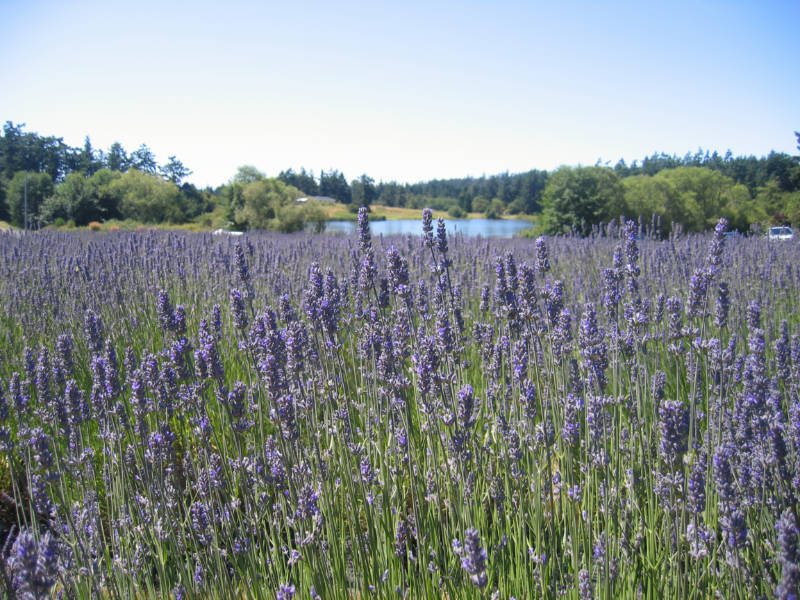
xmin=1 ymin=120 xmax=798 ymax=235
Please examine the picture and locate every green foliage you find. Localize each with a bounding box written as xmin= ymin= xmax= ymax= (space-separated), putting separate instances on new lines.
xmin=233 ymin=177 xmax=303 ymax=231
xmin=70 ymin=136 xmax=103 ymax=176
xmin=457 ymin=190 xmax=472 ymax=213
xmin=350 ymin=174 xmax=377 ymax=209
xmin=39 ymin=172 xmax=100 ymax=226
xmin=278 ymin=167 xmax=319 ymax=195
xmin=37 ymin=169 xmax=126 ymax=226
xmin=105 ymin=142 xmax=130 ymax=172
xmin=0 ymin=177 xmax=7 ymax=222
xmin=273 ymin=204 xmax=306 ymax=232
xmin=377 ymin=181 xmax=407 ymax=207
xmin=405 ymin=194 xmax=457 ymax=211
xmin=471 ymin=195 xmax=489 ymax=214
xmin=447 ymin=204 xmax=466 ymax=218
xmin=0 ymin=121 xmax=71 ymax=181
xmin=233 ymin=165 xmax=266 ymax=184
xmin=623 ymin=167 xmax=770 ymax=234
xmin=88 ymin=168 xmax=123 ymax=219
xmin=541 ymin=166 xmax=624 ymax=234
xmin=3 ymin=120 xmax=800 ymax=233
xmin=109 ymin=169 xmax=186 ymax=223
xmin=7 ymin=171 xmax=54 ymax=228
xmin=129 ymin=144 xmax=158 ymax=174
xmin=303 ymin=202 xmax=328 ymax=233
xmin=159 ymin=155 xmax=192 ymax=185
xmin=319 ymin=169 xmax=351 ymax=203
xmin=485 ymin=198 xmax=504 ymax=219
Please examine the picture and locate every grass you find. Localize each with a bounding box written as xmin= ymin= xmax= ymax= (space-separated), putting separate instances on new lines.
xmin=321 ymin=203 xmax=531 ymax=222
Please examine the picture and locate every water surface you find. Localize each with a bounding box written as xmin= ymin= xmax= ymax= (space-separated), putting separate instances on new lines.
xmin=325 ymin=218 xmax=533 ymax=238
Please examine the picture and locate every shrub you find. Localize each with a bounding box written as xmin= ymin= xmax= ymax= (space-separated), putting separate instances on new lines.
xmin=448 ymin=205 xmax=467 ymax=218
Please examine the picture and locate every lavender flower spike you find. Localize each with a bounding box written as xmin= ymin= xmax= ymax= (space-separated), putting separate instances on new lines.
xmin=7 ymin=528 xmax=61 ymax=600
xmin=276 ymin=583 xmax=296 ymax=600
xmin=776 ymin=509 xmax=800 ymax=600
xmin=454 ymin=527 xmax=488 ymax=588
xmin=422 ymin=208 xmax=434 ymax=248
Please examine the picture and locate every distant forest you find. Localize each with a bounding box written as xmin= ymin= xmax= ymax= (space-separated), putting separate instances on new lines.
xmin=1 ymin=121 xmax=798 ymax=235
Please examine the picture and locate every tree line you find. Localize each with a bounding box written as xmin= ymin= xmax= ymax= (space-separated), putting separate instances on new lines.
xmin=0 ymin=121 xmax=209 ymax=227
xmin=1 ymin=120 xmax=798 ymax=234
xmin=278 ymin=137 xmax=800 ymax=233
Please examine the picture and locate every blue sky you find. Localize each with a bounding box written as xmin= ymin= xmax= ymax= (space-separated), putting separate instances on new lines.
xmin=1 ymin=0 xmax=797 ymax=188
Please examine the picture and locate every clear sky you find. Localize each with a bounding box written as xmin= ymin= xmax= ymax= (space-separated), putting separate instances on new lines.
xmin=1 ymin=0 xmax=797 ymax=189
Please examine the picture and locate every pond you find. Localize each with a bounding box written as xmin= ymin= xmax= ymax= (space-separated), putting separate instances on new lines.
xmin=324 ymin=218 xmax=534 ymax=238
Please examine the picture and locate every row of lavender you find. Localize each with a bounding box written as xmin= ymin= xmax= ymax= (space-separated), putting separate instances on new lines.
xmin=0 ymin=212 xmax=798 ymax=599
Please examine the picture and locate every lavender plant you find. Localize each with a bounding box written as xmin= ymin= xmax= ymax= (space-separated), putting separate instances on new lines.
xmin=0 ymin=218 xmax=797 ymax=599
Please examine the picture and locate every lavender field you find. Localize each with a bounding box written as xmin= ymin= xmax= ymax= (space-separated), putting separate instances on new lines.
xmin=0 ymin=210 xmax=798 ymax=599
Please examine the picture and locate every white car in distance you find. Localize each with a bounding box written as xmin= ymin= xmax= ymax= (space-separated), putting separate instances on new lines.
xmin=768 ymin=226 xmax=794 ymax=241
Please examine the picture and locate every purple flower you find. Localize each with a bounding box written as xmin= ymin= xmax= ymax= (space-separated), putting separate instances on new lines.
xmin=776 ymin=508 xmax=800 ymax=599
xmin=195 ymin=319 xmax=224 ymax=381
xmin=578 ymin=568 xmax=593 ymax=600
xmin=222 ymin=381 xmax=252 ymax=432
xmin=775 ymin=320 xmax=791 ymax=383
xmin=544 ymin=280 xmax=564 ymax=327
xmin=552 ymin=308 xmax=572 ymax=360
xmin=28 ymin=427 xmax=55 ymax=473
xmin=230 ymin=287 xmax=248 ymax=330
xmin=157 ymin=289 xmax=176 ymax=331
xmin=234 ymin=240 xmax=251 ymax=292
xmin=84 ymin=309 xmax=104 ymax=354
xmin=173 ymin=305 xmax=187 ymax=336
xmin=386 ymin=247 xmax=410 ymax=298
xmin=504 ymin=251 xmax=518 ymax=293
xmin=454 ymin=527 xmax=488 ymax=588
xmin=7 ymin=529 xmax=60 ymax=600
xmin=436 ymin=217 xmax=448 ymax=255
xmin=706 ymin=218 xmax=728 ymax=280
xmin=276 ymin=583 xmax=296 ymax=600
xmin=457 ymin=385 xmax=476 ymax=429
xmin=295 ymin=484 xmax=320 ymax=521
xmin=602 ymin=267 xmax=622 ymax=317
xmin=211 ymin=304 xmax=222 ymax=333
xmin=190 ymin=501 xmax=213 ymax=545
xmin=720 ymin=506 xmax=748 ymax=550
xmin=34 ymin=347 xmax=52 ymax=409
xmin=624 ymin=219 xmax=640 ymax=278
xmin=421 ymin=208 xmax=434 ymax=248
xmin=579 ymin=303 xmax=607 ymax=390
xmin=713 ymin=442 xmax=737 ymax=505
xmin=55 ymin=334 xmax=74 ymax=380
xmin=0 ymin=383 xmax=7 ymax=424
xmin=746 ymin=301 xmax=761 ymax=329
xmin=658 ymin=400 xmax=689 ymax=465
xmin=562 ymin=393 xmax=584 ymax=446
xmin=10 ymin=372 xmax=29 ymax=417
xmin=535 ymin=236 xmax=550 ymax=273
xmin=687 ymin=450 xmax=707 ymax=515
xmin=395 ymin=517 xmax=413 ymax=558
xmin=686 ymin=269 xmax=709 ymax=317
xmin=521 ymin=381 xmax=537 ymax=421
xmin=272 ymin=394 xmax=299 ymax=440
xmin=358 ymin=206 xmax=372 ymax=252
xmin=714 ymin=282 xmax=730 ymax=328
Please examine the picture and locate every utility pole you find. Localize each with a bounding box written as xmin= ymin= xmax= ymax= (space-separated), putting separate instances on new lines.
xmin=24 ymin=173 xmax=28 ymax=231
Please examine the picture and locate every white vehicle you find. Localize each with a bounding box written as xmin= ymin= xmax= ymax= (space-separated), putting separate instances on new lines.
xmin=768 ymin=226 xmax=794 ymax=241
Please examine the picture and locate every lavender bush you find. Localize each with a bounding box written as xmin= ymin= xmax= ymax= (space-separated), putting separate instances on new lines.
xmin=0 ymin=212 xmax=798 ymax=599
